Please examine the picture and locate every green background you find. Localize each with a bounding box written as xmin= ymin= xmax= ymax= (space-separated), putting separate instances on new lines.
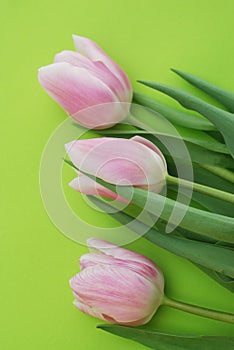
xmin=1 ymin=0 xmax=234 ymax=349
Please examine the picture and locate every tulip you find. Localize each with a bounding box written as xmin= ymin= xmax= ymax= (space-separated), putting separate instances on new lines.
xmin=38 ymin=35 xmax=132 ymax=129
xmin=66 ymin=136 xmax=167 ymax=201
xmin=70 ymin=238 xmax=164 ymax=325
xmin=70 ymin=239 xmax=234 ymax=326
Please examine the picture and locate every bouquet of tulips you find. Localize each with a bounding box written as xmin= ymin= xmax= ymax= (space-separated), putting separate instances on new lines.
xmin=39 ymin=35 xmax=234 ymax=349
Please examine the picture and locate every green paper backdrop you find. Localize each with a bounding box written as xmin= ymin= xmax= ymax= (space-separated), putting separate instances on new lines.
xmin=1 ymin=1 xmax=234 ymax=349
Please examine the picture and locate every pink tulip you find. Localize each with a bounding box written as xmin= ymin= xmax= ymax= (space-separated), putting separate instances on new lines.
xmin=38 ymin=35 xmax=132 ymax=129
xmin=66 ymin=136 xmax=167 ymax=201
xmin=70 ymin=238 xmax=164 ymax=325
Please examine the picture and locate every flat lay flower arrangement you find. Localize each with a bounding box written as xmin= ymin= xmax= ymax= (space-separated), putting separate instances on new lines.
xmin=39 ymin=35 xmax=234 ymax=349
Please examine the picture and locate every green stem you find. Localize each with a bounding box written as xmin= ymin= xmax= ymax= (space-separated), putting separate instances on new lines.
xmin=199 ymin=164 xmax=234 ymax=184
xmin=163 ymin=295 xmax=234 ymax=324
xmin=166 ymin=174 xmax=234 ymax=204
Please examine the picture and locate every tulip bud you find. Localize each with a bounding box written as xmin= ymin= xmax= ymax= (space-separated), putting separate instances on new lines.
xmin=66 ymin=136 xmax=167 ymax=201
xmin=70 ymin=238 xmax=164 ymax=325
xmin=38 ymin=35 xmax=132 ymax=129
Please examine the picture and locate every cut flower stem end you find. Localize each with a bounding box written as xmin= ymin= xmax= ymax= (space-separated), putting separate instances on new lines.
xmin=162 ymin=295 xmax=234 ymax=324
xmin=166 ymin=174 xmax=234 ymax=204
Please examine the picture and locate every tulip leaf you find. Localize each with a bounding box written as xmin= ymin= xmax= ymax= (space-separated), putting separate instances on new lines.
xmin=65 ymin=159 xmax=234 ymax=244
xmin=138 ymin=81 xmax=234 ymax=158
xmin=89 ymin=196 xmax=234 ymax=290
xmin=99 ymin=126 xmax=229 ymax=154
xmin=198 ymin=164 xmax=234 ymax=184
xmin=163 ymin=142 xmax=234 ymax=169
xmin=187 ymin=165 xmax=234 ymax=216
xmin=127 ymin=187 xmax=234 ymax=244
xmin=165 ymin=188 xmax=209 ymax=212
xmin=89 ymin=196 xmax=234 ymax=278
xmin=171 ymin=69 xmax=234 ymax=113
xmin=97 ymin=131 xmax=234 ymax=169
xmin=167 ymin=158 xmax=234 ymax=194
xmin=133 ymin=91 xmax=216 ymax=130
xmin=188 ymin=194 xmax=234 ymax=219
xmin=196 ymin=265 xmax=234 ymax=293
xmin=192 ymin=164 xmax=234 ymax=193
xmin=150 ymin=215 xmax=217 ymax=245
xmin=98 ymin=325 xmax=234 ymax=350
xmin=166 ymin=162 xmax=234 ymax=217
xmin=114 ymin=104 xmax=228 ymax=154
xmin=171 ymin=189 xmax=234 ymax=219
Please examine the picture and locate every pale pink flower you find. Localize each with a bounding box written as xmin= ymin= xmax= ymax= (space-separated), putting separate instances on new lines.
xmin=66 ymin=136 xmax=167 ymax=201
xmin=38 ymin=35 xmax=132 ymax=129
xmin=70 ymin=238 xmax=164 ymax=325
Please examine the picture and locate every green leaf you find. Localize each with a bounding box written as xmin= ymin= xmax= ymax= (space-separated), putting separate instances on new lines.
xmin=143 ymin=136 xmax=234 ymax=169
xmin=89 ymin=196 xmax=234 ymax=278
xmin=138 ymin=80 xmax=234 ymax=158
xmin=88 ymin=196 xmax=234 ymax=292
xmin=190 ymin=164 xmax=234 ymax=216
xmin=198 ymin=164 xmax=234 ymax=184
xmin=171 ymin=69 xmax=234 ymax=113
xmin=133 ymin=91 xmax=216 ymax=130
xmin=130 ymin=103 xmax=228 ymax=154
xmin=173 ymin=127 xmax=228 ymax=154
xmin=100 ymin=127 xmax=228 ymax=154
xmin=197 ymin=265 xmax=234 ymax=293
xmin=98 ymin=325 xmax=234 ymax=350
xmin=175 ymin=190 xmax=234 ymax=219
xmin=65 ymin=159 xmax=234 ymax=244
xmin=166 ymin=162 xmax=234 ymax=217
xmin=152 ymin=215 xmax=217 ymax=244
xmin=129 ymin=187 xmax=234 ymax=244
xmin=165 ymin=188 xmax=209 ymax=212
xmin=96 ymin=128 xmax=234 ymax=168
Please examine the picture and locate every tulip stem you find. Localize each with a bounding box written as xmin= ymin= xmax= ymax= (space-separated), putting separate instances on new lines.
xmin=199 ymin=164 xmax=234 ymax=184
xmin=162 ymin=295 xmax=234 ymax=324
xmin=166 ymin=174 xmax=234 ymax=204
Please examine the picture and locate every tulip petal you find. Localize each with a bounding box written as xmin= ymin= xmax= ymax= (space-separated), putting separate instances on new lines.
xmin=70 ymin=265 xmax=161 ymax=325
xmin=69 ymin=173 xmax=128 ymax=203
xmin=54 ymin=51 xmax=129 ymax=102
xmin=54 ymin=50 xmax=94 ymax=69
xmin=73 ymin=299 xmax=106 ymax=321
xmin=38 ymin=62 xmax=119 ymax=119
xmin=79 ymin=253 xmax=117 ymax=270
xmin=79 ymin=252 xmax=163 ymax=286
xmin=72 ymin=35 xmax=132 ymax=93
xmin=65 ymin=137 xmax=166 ymax=187
xmin=87 ymin=238 xmax=163 ymax=282
xmin=93 ymin=61 xmax=132 ymax=102
xmin=131 ymin=136 xmax=167 ymax=169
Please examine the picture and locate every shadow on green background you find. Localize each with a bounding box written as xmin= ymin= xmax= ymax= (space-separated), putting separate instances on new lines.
xmin=1 ymin=1 xmax=234 ymax=349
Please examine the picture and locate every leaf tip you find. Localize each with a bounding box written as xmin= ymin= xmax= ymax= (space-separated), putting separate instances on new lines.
xmin=97 ymin=324 xmax=112 ymax=331
xmin=170 ymin=68 xmax=184 ymax=75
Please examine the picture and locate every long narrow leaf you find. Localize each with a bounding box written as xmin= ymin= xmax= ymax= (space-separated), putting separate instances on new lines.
xmin=96 ymin=127 xmax=234 ymax=168
xmin=197 ymin=265 xmax=234 ymax=293
xmin=89 ymin=197 xmax=234 ymax=278
xmin=146 ymin=135 xmax=234 ymax=169
xmin=166 ymin=162 xmax=234 ymax=217
xmin=130 ymin=103 xmax=228 ymax=154
xmin=100 ymin=126 xmax=228 ymax=154
xmin=138 ymin=81 xmax=234 ymax=158
xmin=98 ymin=325 xmax=234 ymax=350
xmin=65 ymin=159 xmax=234 ymax=244
xmin=90 ymin=197 xmax=234 ymax=289
xmin=133 ymin=91 xmax=216 ymax=130
xmin=128 ymin=187 xmax=234 ymax=244
xmin=171 ymin=69 xmax=234 ymax=113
